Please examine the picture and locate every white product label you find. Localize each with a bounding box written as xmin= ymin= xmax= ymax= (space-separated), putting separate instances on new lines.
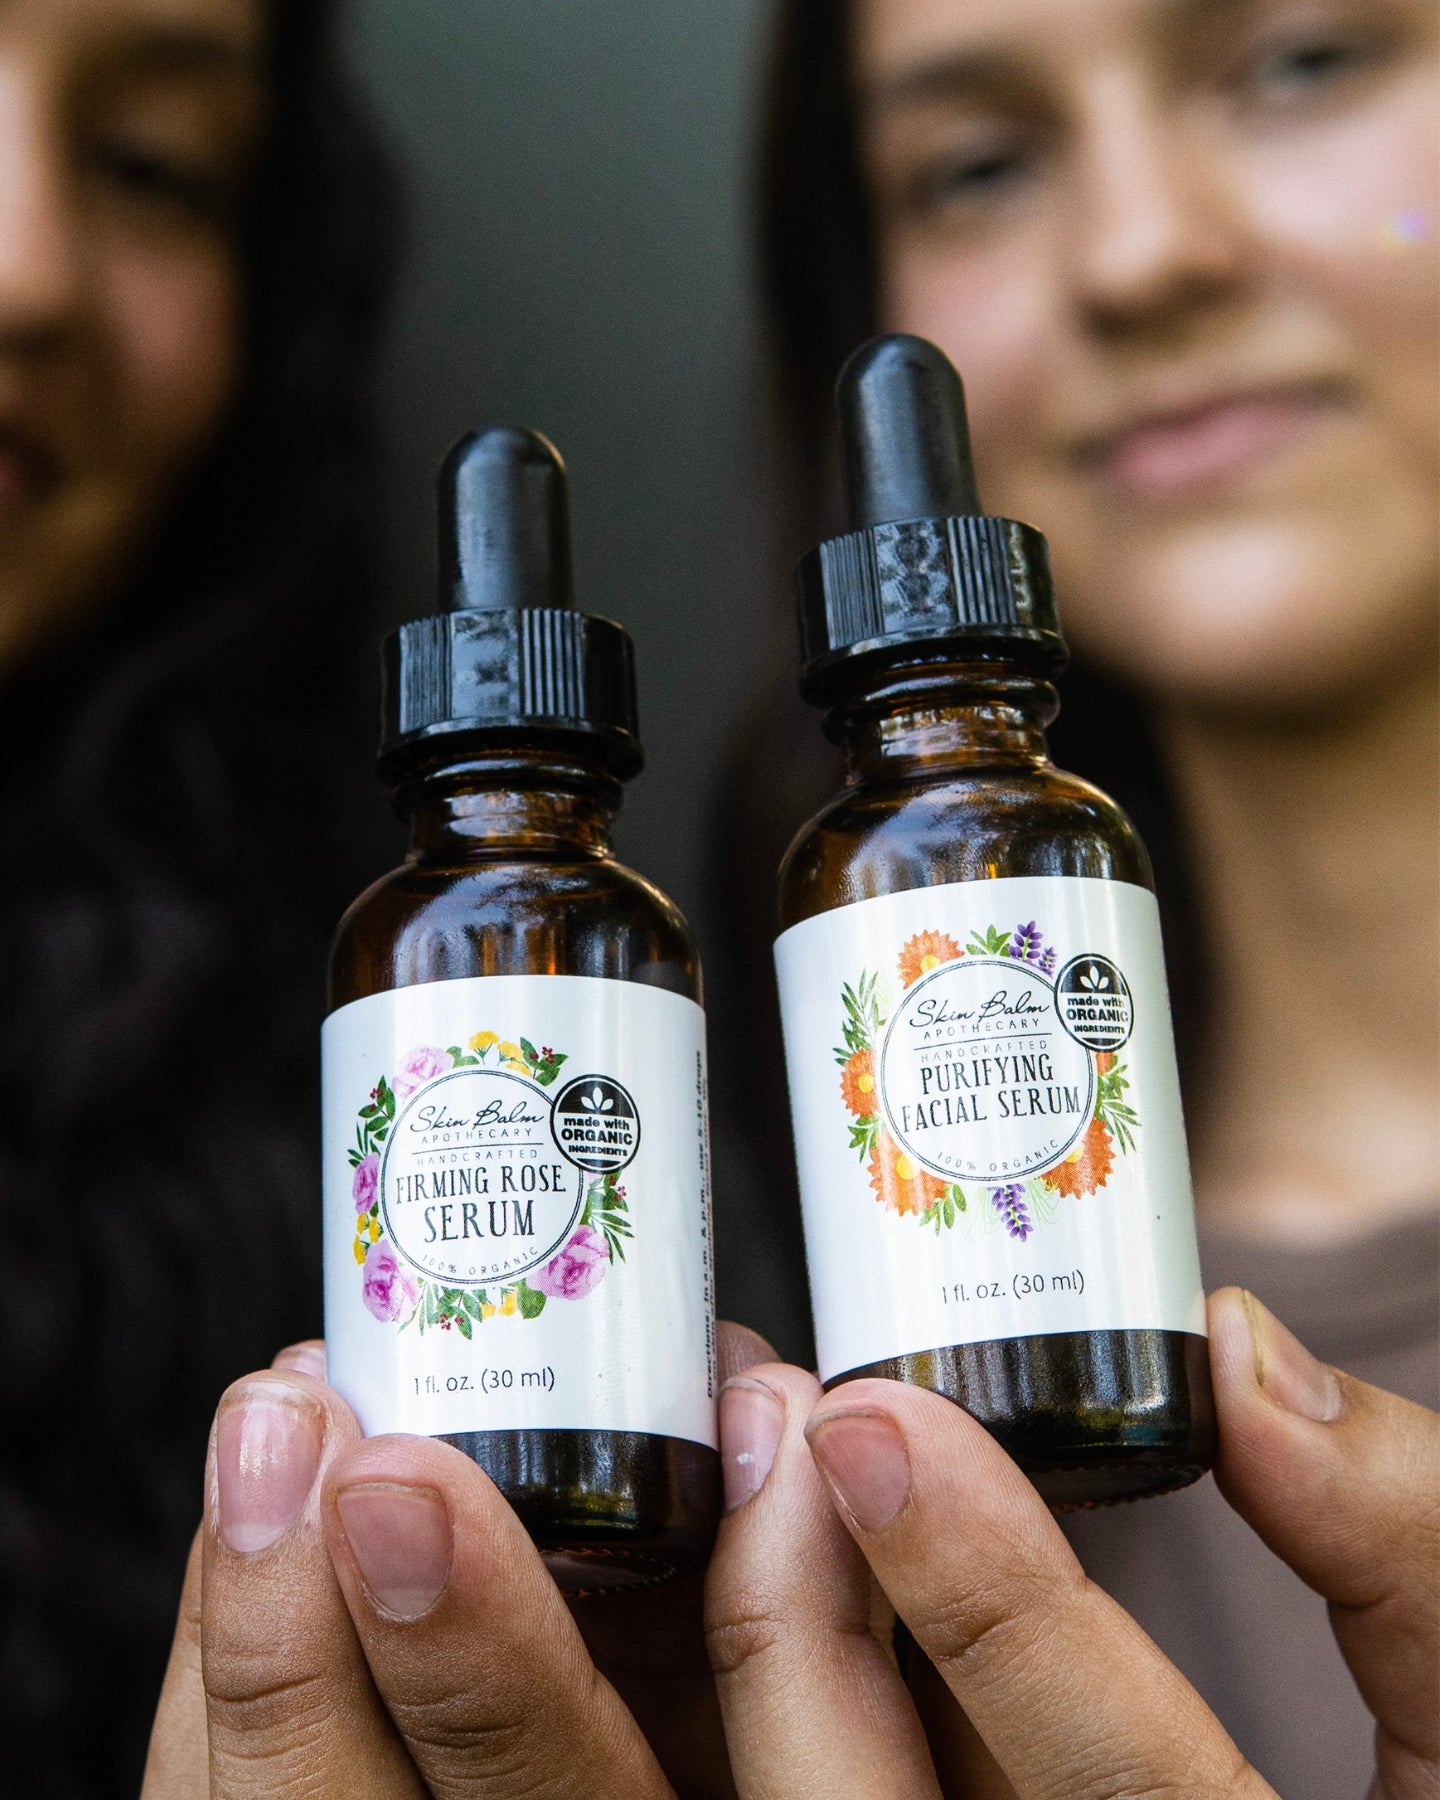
xmin=323 ymin=975 xmax=716 ymax=1447
xmin=775 ymin=877 xmax=1205 ymax=1382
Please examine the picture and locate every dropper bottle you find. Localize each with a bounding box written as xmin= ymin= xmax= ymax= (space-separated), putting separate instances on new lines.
xmin=323 ymin=426 xmax=719 ymax=1585
xmin=775 ymin=338 xmax=1215 ymax=1505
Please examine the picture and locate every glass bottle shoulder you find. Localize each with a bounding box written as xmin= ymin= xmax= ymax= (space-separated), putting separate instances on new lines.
xmin=329 ymin=851 xmax=700 ymax=1009
xmin=778 ymin=760 xmax=1152 ymax=932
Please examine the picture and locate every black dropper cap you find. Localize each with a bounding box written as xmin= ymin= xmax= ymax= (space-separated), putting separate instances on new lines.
xmin=796 ymin=335 xmax=1065 ymax=704
xmin=379 ymin=426 xmax=642 ymax=778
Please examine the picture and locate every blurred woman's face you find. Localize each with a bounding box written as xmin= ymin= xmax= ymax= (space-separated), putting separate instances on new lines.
xmin=855 ymin=0 xmax=1439 ymax=707
xmin=0 ymin=0 xmax=264 ymax=669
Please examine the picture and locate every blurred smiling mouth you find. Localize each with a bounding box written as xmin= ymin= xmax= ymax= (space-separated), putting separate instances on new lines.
xmin=1077 ymin=381 xmax=1348 ymax=502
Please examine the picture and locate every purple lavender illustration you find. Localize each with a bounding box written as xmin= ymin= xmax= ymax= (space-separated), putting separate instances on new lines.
xmin=991 ymin=1183 xmax=1033 ymax=1240
xmin=1004 ymin=921 xmax=1055 ymax=974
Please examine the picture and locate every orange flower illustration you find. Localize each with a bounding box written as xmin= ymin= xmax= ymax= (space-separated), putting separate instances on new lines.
xmin=1042 ymin=1117 xmax=1115 ymax=1197
xmin=898 ymin=930 xmax=963 ymax=987
xmin=868 ymin=1134 xmax=947 ymax=1217
xmin=840 ymin=1049 xmax=878 ymax=1115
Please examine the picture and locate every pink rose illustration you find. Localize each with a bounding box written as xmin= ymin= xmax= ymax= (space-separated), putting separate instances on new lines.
xmin=362 ymin=1239 xmax=418 ymax=1324
xmin=392 ymin=1044 xmax=448 ymax=1099
xmin=352 ymin=1152 xmax=379 ymax=1214
xmin=531 ymin=1224 xmax=611 ymax=1300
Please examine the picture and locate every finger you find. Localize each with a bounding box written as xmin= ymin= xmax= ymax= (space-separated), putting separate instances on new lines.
xmin=324 ymin=1432 xmax=674 ymax=1799
xmin=564 ymin=1321 xmax=767 ymax=1799
xmin=905 ymin=1646 xmax=1016 ymax=1800
xmin=141 ymin=1529 xmax=209 ymax=1799
xmin=202 ymin=1371 xmax=423 ymax=1799
xmin=806 ymin=1381 xmax=1275 ymax=1800
xmin=717 ymin=1319 xmax=777 ymax=1383
xmin=1210 ymin=1288 xmax=1440 ymax=1782
xmin=706 ymin=1360 xmax=940 ymax=1800
xmin=271 ymin=1339 xmax=326 ymax=1381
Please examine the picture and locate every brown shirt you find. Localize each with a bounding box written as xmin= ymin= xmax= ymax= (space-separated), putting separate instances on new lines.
xmin=1064 ymin=1214 xmax=1439 ymax=1799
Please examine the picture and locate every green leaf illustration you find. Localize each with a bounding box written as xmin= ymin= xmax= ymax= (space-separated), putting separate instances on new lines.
xmin=848 ymin=1116 xmax=879 ymax=1162
xmin=967 ymin=924 xmax=1012 ymax=956
xmin=835 ymin=971 xmax=884 ymax=1061
xmin=517 ymin=1281 xmax=546 ymax=1319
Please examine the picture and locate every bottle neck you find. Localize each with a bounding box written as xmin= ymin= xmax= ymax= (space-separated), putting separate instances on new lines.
xmin=831 ymin=664 xmax=1059 ymax=784
xmin=393 ymin=748 xmax=621 ymax=860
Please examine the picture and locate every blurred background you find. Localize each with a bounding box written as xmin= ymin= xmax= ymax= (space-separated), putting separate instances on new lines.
xmin=5 ymin=0 xmax=1434 ymax=1790
xmin=344 ymin=0 xmax=801 ymax=1367
xmin=350 ymin=0 xmax=773 ymax=940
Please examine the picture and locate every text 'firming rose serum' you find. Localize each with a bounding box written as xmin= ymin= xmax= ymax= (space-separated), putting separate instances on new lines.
xmin=323 ymin=427 xmax=719 ymax=1586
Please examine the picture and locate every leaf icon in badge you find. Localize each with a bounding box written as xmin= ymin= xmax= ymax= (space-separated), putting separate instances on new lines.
xmin=580 ymin=1087 xmax=614 ymax=1113
xmin=1080 ymin=964 xmax=1110 ymax=991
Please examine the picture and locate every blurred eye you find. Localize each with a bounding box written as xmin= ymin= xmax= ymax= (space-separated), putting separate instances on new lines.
xmin=90 ymin=139 xmax=241 ymax=226
xmin=908 ymin=130 xmax=1041 ymax=221
xmin=1236 ymin=24 xmax=1389 ymax=111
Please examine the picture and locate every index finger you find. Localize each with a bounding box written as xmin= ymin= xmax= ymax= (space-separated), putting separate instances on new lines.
xmin=805 ymin=1380 xmax=1276 ymax=1800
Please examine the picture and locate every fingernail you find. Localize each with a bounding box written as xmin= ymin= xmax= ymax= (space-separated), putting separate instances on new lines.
xmin=806 ymin=1408 xmax=911 ymax=1530
xmin=271 ymin=1341 xmax=326 ymax=1381
xmin=216 ymin=1385 xmax=323 ymax=1553
xmin=336 ymin=1483 xmax=452 ymax=1620
xmin=719 ymin=1377 xmax=785 ymax=1513
xmin=1242 ymin=1290 xmax=1343 ymax=1423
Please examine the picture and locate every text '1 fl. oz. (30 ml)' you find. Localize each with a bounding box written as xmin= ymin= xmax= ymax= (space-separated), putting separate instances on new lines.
xmin=775 ymin=336 xmax=1216 ymax=1507
xmin=322 ymin=426 xmax=720 ymax=1587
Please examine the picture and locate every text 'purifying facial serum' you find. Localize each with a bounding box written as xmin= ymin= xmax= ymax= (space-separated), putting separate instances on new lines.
xmin=775 ymin=338 xmax=1215 ymax=1506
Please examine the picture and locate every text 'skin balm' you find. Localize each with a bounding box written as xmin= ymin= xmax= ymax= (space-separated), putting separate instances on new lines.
xmin=323 ymin=427 xmax=719 ymax=1587
xmin=775 ymin=336 xmax=1214 ymax=1506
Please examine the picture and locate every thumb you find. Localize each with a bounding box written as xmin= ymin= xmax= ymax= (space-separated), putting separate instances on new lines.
xmin=1209 ymin=1287 xmax=1439 ymax=1788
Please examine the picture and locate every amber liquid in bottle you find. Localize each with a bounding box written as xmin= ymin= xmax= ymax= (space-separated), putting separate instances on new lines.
xmin=331 ymin=744 xmax=720 ymax=1583
xmin=780 ymin=665 xmax=1216 ymax=1507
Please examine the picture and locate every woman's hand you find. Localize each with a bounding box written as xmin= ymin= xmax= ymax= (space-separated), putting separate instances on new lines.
xmin=141 ymin=1330 xmax=763 ymax=1800
xmin=144 ymin=1291 xmax=1437 ymax=1797
xmin=704 ymin=1286 xmax=1439 ymax=1798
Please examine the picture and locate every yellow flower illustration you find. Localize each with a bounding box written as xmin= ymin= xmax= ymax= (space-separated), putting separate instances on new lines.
xmin=840 ymin=1048 xmax=877 ymax=1115
xmin=480 ymin=1300 xmax=497 ymax=1321
xmin=468 ymin=1029 xmax=499 ymax=1053
xmin=352 ymin=1235 xmax=367 ymax=1264
xmin=898 ymin=930 xmax=963 ymax=987
xmin=1042 ymin=1118 xmax=1115 ymax=1197
xmin=499 ymin=1289 xmax=519 ymax=1317
xmin=868 ymin=1133 xmax=946 ymax=1217
xmin=496 ymin=1040 xmax=522 ymax=1061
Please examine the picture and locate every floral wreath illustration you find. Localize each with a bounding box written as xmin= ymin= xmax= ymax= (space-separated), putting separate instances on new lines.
xmin=836 ymin=921 xmax=1139 ymax=1243
xmin=348 ymin=1032 xmax=632 ymax=1334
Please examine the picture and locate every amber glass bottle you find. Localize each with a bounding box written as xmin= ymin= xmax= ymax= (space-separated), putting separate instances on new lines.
xmin=323 ymin=427 xmax=719 ymax=1586
xmin=775 ymin=338 xmax=1215 ymax=1506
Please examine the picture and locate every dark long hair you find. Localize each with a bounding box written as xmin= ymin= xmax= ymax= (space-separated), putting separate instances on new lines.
xmin=0 ymin=5 xmax=402 ymax=1792
xmin=707 ymin=0 xmax=1207 ymax=1360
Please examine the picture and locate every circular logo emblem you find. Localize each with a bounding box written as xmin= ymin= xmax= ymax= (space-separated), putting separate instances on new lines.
xmin=879 ymin=957 xmax=1095 ymax=1182
xmin=550 ymin=1074 xmax=641 ymax=1173
xmin=1055 ymin=954 xmax=1134 ymax=1051
xmin=378 ymin=1066 xmax=584 ymax=1285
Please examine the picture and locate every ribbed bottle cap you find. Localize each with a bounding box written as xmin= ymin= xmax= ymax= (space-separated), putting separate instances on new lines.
xmin=379 ymin=427 xmax=642 ymax=778
xmin=797 ymin=336 xmax=1066 ymax=703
